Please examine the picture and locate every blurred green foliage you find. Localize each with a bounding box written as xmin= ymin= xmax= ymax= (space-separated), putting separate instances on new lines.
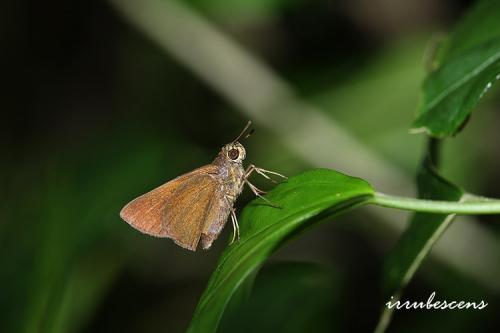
xmin=219 ymin=261 xmax=339 ymax=333
xmin=378 ymin=153 xmax=464 ymax=332
xmin=2 ymin=0 xmax=500 ymax=333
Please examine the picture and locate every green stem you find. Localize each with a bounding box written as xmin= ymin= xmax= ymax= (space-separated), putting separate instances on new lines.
xmin=371 ymin=192 xmax=500 ymax=215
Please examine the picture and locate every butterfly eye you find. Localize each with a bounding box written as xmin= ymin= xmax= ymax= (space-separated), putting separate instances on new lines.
xmin=228 ymin=148 xmax=239 ymax=160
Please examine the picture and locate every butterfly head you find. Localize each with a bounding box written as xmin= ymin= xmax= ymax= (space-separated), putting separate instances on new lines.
xmin=222 ymin=142 xmax=246 ymax=163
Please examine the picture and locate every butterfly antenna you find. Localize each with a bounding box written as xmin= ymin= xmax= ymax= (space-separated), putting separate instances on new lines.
xmin=243 ymin=129 xmax=255 ymax=140
xmin=232 ymin=120 xmax=252 ymax=143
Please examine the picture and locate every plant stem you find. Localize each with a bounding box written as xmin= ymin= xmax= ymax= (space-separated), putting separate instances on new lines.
xmin=372 ymin=192 xmax=500 ymax=215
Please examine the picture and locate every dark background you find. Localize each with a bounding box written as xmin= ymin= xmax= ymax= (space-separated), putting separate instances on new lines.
xmin=2 ymin=0 xmax=500 ymax=332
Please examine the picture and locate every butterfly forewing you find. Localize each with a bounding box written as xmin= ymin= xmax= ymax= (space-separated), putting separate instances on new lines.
xmin=163 ymin=173 xmax=223 ymax=250
xmin=119 ymin=165 xmax=219 ymax=241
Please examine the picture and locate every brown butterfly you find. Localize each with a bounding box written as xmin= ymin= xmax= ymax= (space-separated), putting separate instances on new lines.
xmin=119 ymin=121 xmax=286 ymax=251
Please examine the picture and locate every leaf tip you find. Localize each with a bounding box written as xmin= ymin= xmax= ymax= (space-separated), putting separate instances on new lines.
xmin=408 ymin=126 xmax=430 ymax=135
xmin=409 ymin=125 xmax=448 ymax=138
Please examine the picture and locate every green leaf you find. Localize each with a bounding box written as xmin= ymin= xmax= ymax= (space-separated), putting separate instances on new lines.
xmin=412 ymin=0 xmax=500 ymax=137
xmin=188 ymin=0 xmax=292 ymax=15
xmin=187 ymin=169 xmax=374 ymax=333
xmin=375 ymin=157 xmax=464 ymax=333
xmin=218 ymin=261 xmax=338 ymax=333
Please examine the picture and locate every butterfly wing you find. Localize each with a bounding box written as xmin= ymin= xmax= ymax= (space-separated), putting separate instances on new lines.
xmin=119 ymin=165 xmax=219 ymax=241
xmin=162 ymin=173 xmax=225 ymax=250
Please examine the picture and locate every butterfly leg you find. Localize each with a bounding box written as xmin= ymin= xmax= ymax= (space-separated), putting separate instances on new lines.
xmin=229 ymin=207 xmax=240 ymax=245
xmin=244 ymin=178 xmax=281 ymax=209
xmin=224 ymin=195 xmax=240 ymax=245
xmin=244 ymin=165 xmax=284 ymax=208
xmin=245 ymin=164 xmax=287 ymax=183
